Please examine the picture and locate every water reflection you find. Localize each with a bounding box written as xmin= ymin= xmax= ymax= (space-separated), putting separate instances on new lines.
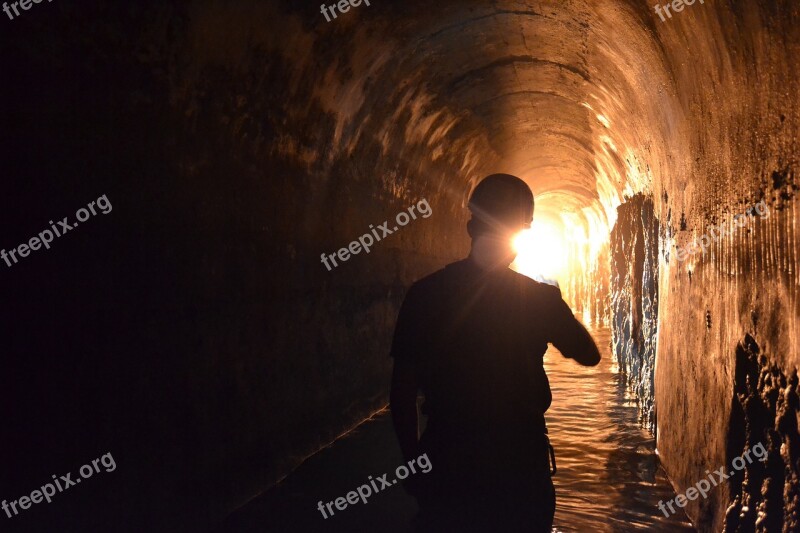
xmin=545 ymin=326 xmax=694 ymax=532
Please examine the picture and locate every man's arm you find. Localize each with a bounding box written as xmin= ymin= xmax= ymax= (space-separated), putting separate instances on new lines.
xmin=547 ymin=287 xmax=601 ymax=366
xmin=552 ymin=318 xmax=601 ymax=366
xmin=389 ymin=358 xmax=419 ymax=462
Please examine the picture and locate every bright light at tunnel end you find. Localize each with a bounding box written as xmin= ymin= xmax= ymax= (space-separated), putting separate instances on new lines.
xmin=511 ymin=221 xmax=568 ymax=285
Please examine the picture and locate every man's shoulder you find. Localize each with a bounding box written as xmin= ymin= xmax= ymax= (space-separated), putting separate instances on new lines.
xmin=506 ymin=269 xmax=562 ymax=299
xmin=407 ymin=261 xmax=464 ymax=294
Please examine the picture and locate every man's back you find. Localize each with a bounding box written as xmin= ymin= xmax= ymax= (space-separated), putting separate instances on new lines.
xmin=392 ymin=259 xmax=594 ymax=476
xmin=389 ymin=174 xmax=600 ymax=531
xmin=393 ymin=259 xmax=560 ymax=431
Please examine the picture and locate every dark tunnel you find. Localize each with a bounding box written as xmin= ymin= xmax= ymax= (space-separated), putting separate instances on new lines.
xmin=1 ymin=0 xmax=799 ymax=531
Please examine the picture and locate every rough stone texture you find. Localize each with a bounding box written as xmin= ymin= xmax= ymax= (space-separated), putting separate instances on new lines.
xmin=724 ymin=334 xmax=800 ymax=532
xmin=610 ymin=194 xmax=660 ymax=430
xmin=2 ymin=0 xmax=799 ymax=530
xmin=649 ymin=0 xmax=800 ymax=526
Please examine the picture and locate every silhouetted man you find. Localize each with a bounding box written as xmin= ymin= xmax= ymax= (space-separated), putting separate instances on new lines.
xmin=390 ymin=174 xmax=600 ymax=532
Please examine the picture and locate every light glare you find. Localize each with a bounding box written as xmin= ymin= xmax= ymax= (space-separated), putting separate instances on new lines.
xmin=511 ymin=221 xmax=567 ymax=282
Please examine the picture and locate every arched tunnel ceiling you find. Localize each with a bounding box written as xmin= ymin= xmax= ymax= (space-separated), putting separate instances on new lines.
xmin=180 ymin=0 xmax=793 ymax=271
xmin=367 ymin=0 xmax=687 ymax=239
xmin=268 ymin=0 xmax=700 ymax=247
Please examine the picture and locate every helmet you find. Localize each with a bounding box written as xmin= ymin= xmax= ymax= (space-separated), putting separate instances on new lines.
xmin=468 ymin=174 xmax=534 ymax=233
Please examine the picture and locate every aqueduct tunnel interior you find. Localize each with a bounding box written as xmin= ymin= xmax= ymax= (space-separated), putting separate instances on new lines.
xmin=2 ymin=0 xmax=799 ymax=531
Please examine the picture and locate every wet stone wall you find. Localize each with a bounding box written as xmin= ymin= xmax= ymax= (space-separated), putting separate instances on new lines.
xmin=724 ymin=334 xmax=800 ymax=532
xmin=610 ymin=194 xmax=660 ymax=430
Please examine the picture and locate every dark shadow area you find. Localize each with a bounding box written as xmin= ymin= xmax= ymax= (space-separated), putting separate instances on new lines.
xmin=1 ymin=3 xmax=419 ymax=530
xmin=725 ymin=333 xmax=800 ymax=532
xmin=215 ymin=409 xmax=420 ymax=533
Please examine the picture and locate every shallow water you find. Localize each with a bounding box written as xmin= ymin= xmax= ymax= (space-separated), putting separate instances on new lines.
xmin=221 ymin=325 xmax=696 ymax=532
xmin=545 ymin=326 xmax=694 ymax=532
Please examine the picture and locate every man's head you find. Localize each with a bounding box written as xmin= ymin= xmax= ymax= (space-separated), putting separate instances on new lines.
xmin=467 ymin=174 xmax=534 ymax=270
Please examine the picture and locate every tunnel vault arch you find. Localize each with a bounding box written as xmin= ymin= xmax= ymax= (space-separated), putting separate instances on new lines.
xmin=256 ymin=1 xmax=795 ymax=529
xmin=12 ymin=0 xmax=795 ymax=529
xmin=176 ymin=1 xmax=795 ymax=529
